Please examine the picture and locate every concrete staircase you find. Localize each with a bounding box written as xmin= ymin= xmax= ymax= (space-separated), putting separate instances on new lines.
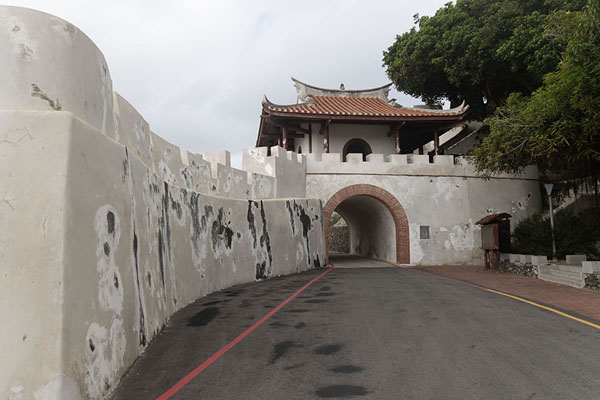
xmin=538 ymin=264 xmax=585 ymax=288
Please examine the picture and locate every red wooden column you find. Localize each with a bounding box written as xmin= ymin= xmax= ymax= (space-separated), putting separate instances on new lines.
xmin=388 ymin=122 xmax=405 ymax=154
xmin=320 ymin=121 xmax=330 ymax=153
xmin=282 ymin=126 xmax=288 ymax=150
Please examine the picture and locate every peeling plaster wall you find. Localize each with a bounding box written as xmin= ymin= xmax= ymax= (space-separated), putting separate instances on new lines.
xmin=60 ymin=117 xmax=324 ymax=399
xmin=0 ymin=6 xmax=324 ymax=400
xmin=307 ymin=155 xmax=541 ymax=265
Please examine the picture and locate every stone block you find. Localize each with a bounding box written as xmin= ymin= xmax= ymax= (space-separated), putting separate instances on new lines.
xmin=566 ymin=254 xmax=587 ymax=265
xmin=411 ymin=155 xmax=430 ymax=165
xmin=321 ymin=153 xmax=341 ymax=163
xmin=205 ymin=150 xmax=231 ymax=167
xmin=385 ymin=154 xmax=408 ymax=165
xmin=366 ymin=153 xmax=384 ymax=163
xmin=509 ymin=254 xmax=522 ymax=263
xmin=519 ymin=254 xmax=532 ymax=264
xmin=582 ymin=261 xmax=600 ymax=274
xmin=346 ymin=153 xmax=363 ymax=163
xmin=530 ymin=255 xmax=548 ymax=266
xmin=269 ymin=146 xmax=284 ymax=157
xmin=499 ymin=253 xmax=510 ymax=261
xmin=433 ymin=155 xmax=454 ymax=165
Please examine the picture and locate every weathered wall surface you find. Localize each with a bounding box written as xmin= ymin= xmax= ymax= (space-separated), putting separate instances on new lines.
xmin=0 ymin=6 xmax=324 ymax=400
xmin=242 ymin=146 xmax=306 ymax=198
xmin=307 ymin=154 xmax=541 ymax=265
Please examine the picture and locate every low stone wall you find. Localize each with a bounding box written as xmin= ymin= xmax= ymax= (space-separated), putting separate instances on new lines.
xmin=585 ymin=274 xmax=600 ymax=290
xmin=498 ymin=259 xmax=539 ymax=278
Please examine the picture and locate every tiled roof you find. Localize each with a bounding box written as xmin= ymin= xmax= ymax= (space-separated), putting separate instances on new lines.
xmin=263 ymin=95 xmax=468 ymax=118
xmin=475 ymin=213 xmax=512 ymax=225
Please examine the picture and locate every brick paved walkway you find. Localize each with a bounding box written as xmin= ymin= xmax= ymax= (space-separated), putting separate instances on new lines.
xmin=419 ymin=265 xmax=600 ymax=323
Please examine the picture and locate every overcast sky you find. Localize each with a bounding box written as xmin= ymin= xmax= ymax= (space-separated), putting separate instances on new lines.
xmin=8 ymin=0 xmax=450 ymax=166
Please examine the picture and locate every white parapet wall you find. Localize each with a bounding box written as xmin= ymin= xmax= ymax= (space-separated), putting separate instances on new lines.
xmin=0 ymin=6 xmax=324 ymax=400
xmin=306 ymin=153 xmax=541 ymax=266
xmin=242 ymin=146 xmax=307 ymax=198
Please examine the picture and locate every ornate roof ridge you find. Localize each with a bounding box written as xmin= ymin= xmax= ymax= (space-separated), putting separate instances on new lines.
xmin=291 ymin=77 xmax=394 ymax=105
xmin=410 ymin=101 xmax=469 ymax=114
xmin=290 ymin=77 xmax=393 ymax=95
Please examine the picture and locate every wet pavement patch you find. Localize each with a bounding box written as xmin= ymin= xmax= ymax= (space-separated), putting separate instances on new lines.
xmin=187 ymin=307 xmax=219 ymax=327
xmin=269 ymin=322 xmax=290 ymax=328
xmin=314 ymin=344 xmax=343 ymax=355
xmin=329 ymin=365 xmax=364 ymax=374
xmin=315 ymin=385 xmax=368 ymax=398
xmin=304 ymin=299 xmax=328 ymax=304
xmin=270 ymin=340 xmax=295 ymax=364
xmin=202 ymin=300 xmax=223 ymax=306
xmin=320 ymin=286 xmax=331 ymax=291
xmin=285 ymin=309 xmax=312 ymax=313
xmin=238 ymin=299 xmax=252 ymax=308
xmin=317 ymin=293 xmax=336 ymax=297
xmin=294 ymin=322 xmax=306 ymax=329
xmin=283 ymin=363 xmax=305 ymax=370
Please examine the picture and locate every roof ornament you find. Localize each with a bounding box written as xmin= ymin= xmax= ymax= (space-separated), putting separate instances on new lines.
xmin=290 ymin=77 xmax=393 ymax=104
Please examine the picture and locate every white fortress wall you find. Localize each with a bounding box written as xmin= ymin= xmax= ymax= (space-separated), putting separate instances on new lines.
xmin=0 ymin=6 xmax=324 ymax=400
xmin=307 ymin=153 xmax=541 ymax=265
xmin=242 ymin=145 xmax=307 ymax=198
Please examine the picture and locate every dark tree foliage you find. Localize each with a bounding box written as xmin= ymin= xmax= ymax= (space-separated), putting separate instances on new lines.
xmin=473 ymin=1 xmax=600 ymax=193
xmin=383 ymin=0 xmax=585 ymax=119
xmin=512 ymin=210 xmax=600 ymax=260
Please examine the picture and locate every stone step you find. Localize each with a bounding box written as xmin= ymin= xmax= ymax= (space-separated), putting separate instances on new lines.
xmin=552 ymin=264 xmax=584 ymax=274
xmin=538 ymin=269 xmax=584 ymax=288
xmin=544 ymin=268 xmax=582 ymax=280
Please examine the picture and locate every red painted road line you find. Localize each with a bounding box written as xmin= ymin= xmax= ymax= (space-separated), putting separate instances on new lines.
xmin=156 ymin=265 xmax=334 ymax=400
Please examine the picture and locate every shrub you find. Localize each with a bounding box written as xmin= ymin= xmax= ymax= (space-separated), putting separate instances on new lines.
xmin=512 ymin=210 xmax=600 ymax=260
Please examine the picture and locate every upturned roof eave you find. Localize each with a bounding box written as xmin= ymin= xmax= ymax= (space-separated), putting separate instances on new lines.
xmin=263 ymin=106 xmax=468 ymax=122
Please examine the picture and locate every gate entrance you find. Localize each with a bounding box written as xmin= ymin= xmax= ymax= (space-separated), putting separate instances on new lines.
xmin=323 ymin=184 xmax=410 ymax=264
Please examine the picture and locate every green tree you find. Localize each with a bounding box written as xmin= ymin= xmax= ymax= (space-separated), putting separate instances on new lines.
xmin=383 ymin=0 xmax=585 ymax=119
xmin=473 ymin=1 xmax=600 ymax=184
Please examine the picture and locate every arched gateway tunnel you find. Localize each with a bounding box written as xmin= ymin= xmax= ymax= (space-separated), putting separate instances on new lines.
xmin=323 ymin=184 xmax=410 ymax=264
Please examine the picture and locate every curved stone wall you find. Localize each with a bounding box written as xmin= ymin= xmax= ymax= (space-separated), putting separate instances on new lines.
xmin=0 ymin=7 xmax=323 ymax=400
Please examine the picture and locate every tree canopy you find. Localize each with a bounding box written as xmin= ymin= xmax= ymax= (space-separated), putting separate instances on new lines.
xmin=473 ymin=1 xmax=599 ymax=181
xmin=383 ymin=0 xmax=586 ymax=119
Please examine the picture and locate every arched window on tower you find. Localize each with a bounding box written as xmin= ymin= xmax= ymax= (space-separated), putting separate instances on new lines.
xmin=342 ymin=138 xmax=372 ymax=161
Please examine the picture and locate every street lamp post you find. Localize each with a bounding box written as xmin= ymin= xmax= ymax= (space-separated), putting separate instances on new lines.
xmin=544 ymin=183 xmax=557 ymax=260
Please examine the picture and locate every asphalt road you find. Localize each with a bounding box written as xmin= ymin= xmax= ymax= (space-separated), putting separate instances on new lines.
xmin=111 ymin=256 xmax=600 ymax=399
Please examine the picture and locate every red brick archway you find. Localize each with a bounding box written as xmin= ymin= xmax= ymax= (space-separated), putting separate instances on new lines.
xmin=323 ymin=184 xmax=410 ymax=264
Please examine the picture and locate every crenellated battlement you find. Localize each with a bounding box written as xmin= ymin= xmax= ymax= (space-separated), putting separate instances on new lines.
xmin=112 ymin=93 xmax=294 ymax=199
xmin=242 ymin=146 xmax=307 ymax=198
xmin=305 ymin=152 xmax=539 ymax=180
